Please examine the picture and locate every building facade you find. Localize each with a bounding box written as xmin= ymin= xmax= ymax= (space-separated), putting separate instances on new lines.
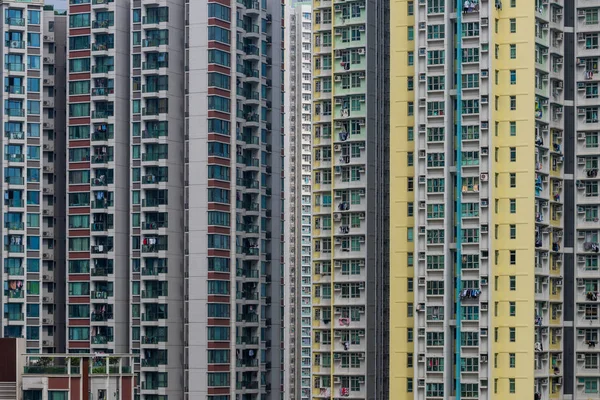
xmin=310 ymin=0 xmax=389 ymax=397
xmin=64 ymin=0 xmax=287 ymax=398
xmin=287 ymin=3 xmax=313 ymax=399
xmin=186 ymin=0 xmax=287 ymax=397
xmin=0 ymin=338 xmax=134 ymax=400
xmin=1 ymin=0 xmax=66 ymax=354
xmin=390 ymin=0 xmax=576 ymax=399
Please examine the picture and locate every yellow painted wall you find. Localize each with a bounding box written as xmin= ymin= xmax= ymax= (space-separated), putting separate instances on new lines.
xmin=389 ymin=0 xmax=414 ymax=396
xmin=491 ymin=4 xmax=536 ymax=397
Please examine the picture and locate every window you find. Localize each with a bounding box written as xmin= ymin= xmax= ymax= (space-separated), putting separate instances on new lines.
xmin=69 ymin=327 xmax=90 ymax=340
xmin=510 ymin=276 xmax=516 ymax=290
xmin=509 ymin=378 xmax=515 ymax=393
xmin=207 ymin=26 xmax=230 ymax=44
xmin=510 ymin=96 xmax=516 ymax=110
xmin=510 ymin=18 xmax=516 ymax=33
xmin=509 ymin=302 xmax=516 ymax=316
xmin=207 ymin=49 xmax=230 ymax=67
xmin=208 ymin=3 xmax=231 ymax=21
xmin=69 ymin=13 xmax=90 ymax=28
xmin=586 ymin=33 xmax=599 ymax=50
xmin=510 ymin=70 xmax=516 ymax=84
xmin=510 ymin=225 xmax=516 ymax=239
xmin=509 ymin=147 xmax=516 ymax=161
xmin=510 ymin=44 xmax=516 ymax=58
xmin=509 ymin=327 xmax=516 ymax=342
xmin=509 ymin=353 xmax=516 ymax=368
xmin=509 ymin=121 xmax=516 ymax=136
xmin=48 ymin=392 xmax=68 ymax=400
xmin=586 ymin=8 xmax=599 ymax=25
xmin=510 ymin=173 xmax=516 ymax=188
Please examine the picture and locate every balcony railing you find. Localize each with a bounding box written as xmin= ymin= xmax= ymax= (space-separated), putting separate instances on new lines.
xmin=5 ymin=85 xmax=25 ymax=94
xmin=142 ymin=61 xmax=168 ymax=70
xmin=92 ymin=65 xmax=114 ymax=74
xmin=92 ymin=20 xmax=114 ymax=29
xmin=5 ymin=131 xmax=25 ymax=140
xmin=143 ymin=38 xmax=169 ymax=47
xmin=142 ymin=266 xmax=168 ymax=276
xmin=5 ymin=17 xmax=25 ymax=26
xmin=92 ymin=43 xmax=114 ymax=51
xmin=5 ymin=108 xmax=24 ymax=117
xmin=142 ymin=129 xmax=168 ymax=139
xmin=91 ymin=312 xmax=113 ymax=321
xmin=5 ymin=176 xmax=25 ymax=185
xmin=91 ymin=87 xmax=114 ymax=96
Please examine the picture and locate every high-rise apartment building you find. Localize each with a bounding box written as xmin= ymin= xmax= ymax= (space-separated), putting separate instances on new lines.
xmin=286 ymin=2 xmax=313 ymax=399
xmin=573 ymin=1 xmax=600 ymax=398
xmin=186 ymin=0 xmax=286 ymax=397
xmin=310 ymin=0 xmax=389 ymax=397
xmin=66 ymin=0 xmax=131 ymax=362
xmin=390 ymin=0 xmax=579 ymax=398
xmin=64 ymin=0 xmax=286 ymax=399
xmin=1 ymin=0 xmax=66 ymax=354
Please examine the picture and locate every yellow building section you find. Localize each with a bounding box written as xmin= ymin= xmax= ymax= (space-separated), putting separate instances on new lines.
xmin=389 ymin=0 xmax=414 ymax=396
xmin=491 ymin=5 xmax=537 ymax=398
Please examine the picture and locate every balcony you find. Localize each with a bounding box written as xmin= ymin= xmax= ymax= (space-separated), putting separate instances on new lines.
xmin=142 ymin=84 xmax=168 ymax=93
xmin=5 ymin=85 xmax=25 ymax=94
xmin=92 ymin=20 xmax=114 ymax=29
xmin=5 ymin=289 xmax=24 ymax=299
xmin=5 ymin=17 xmax=25 ymax=26
xmin=142 ymin=153 xmax=168 ymax=162
xmin=91 ymin=290 xmax=111 ymax=299
xmin=5 ymin=40 xmax=25 ymax=49
xmin=5 ymin=267 xmax=24 ymax=276
xmin=91 ymin=222 xmax=113 ymax=231
xmin=5 ymin=154 xmax=24 ymax=163
xmin=92 ymin=154 xmax=113 ymax=164
xmin=92 ymin=43 xmax=114 ymax=52
xmin=142 ymin=266 xmax=168 ymax=276
xmin=91 ymin=267 xmax=113 ymax=276
xmin=4 ymin=245 xmax=24 ymax=253
xmin=5 ymin=131 xmax=25 ymax=140
xmin=237 ymin=291 xmax=259 ymax=302
xmin=142 ymin=175 xmax=168 ymax=184
xmin=236 ymin=313 xmax=259 ymax=323
xmin=92 ymin=130 xmax=114 ymax=141
xmin=236 ymin=335 xmax=259 ymax=345
xmin=92 ymin=65 xmax=114 ymax=74
xmin=236 ymin=358 xmax=259 ymax=368
xmin=91 ymin=110 xmax=114 ymax=119
xmin=142 ymin=107 xmax=168 ymax=116
xmin=143 ymin=38 xmax=168 ymax=48
xmin=142 ymin=129 xmax=168 ymax=139
xmin=91 ymin=311 xmax=113 ymax=321
xmin=91 ymin=87 xmax=114 ymax=96
xmin=4 ymin=312 xmax=23 ymax=321
xmin=142 ymin=221 xmax=168 ymax=230
xmin=91 ymin=199 xmax=114 ymax=209
xmin=142 ymin=198 xmax=167 ymax=207
xmin=142 ymin=244 xmax=167 ymax=253
xmin=141 ymin=336 xmax=166 ymax=344
xmin=142 ymin=61 xmax=168 ymax=70
xmin=5 ymin=108 xmax=24 ymax=117
xmin=4 ymin=222 xmax=24 ymax=230
xmin=91 ymin=245 xmax=110 ymax=254
xmin=141 ymin=313 xmax=167 ymax=322
xmin=91 ymin=335 xmax=113 ymax=344
xmin=141 ymin=290 xmax=167 ymax=299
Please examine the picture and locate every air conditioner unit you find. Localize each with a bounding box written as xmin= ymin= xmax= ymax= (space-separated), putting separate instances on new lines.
xmin=480 ymin=173 xmax=489 ymax=182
